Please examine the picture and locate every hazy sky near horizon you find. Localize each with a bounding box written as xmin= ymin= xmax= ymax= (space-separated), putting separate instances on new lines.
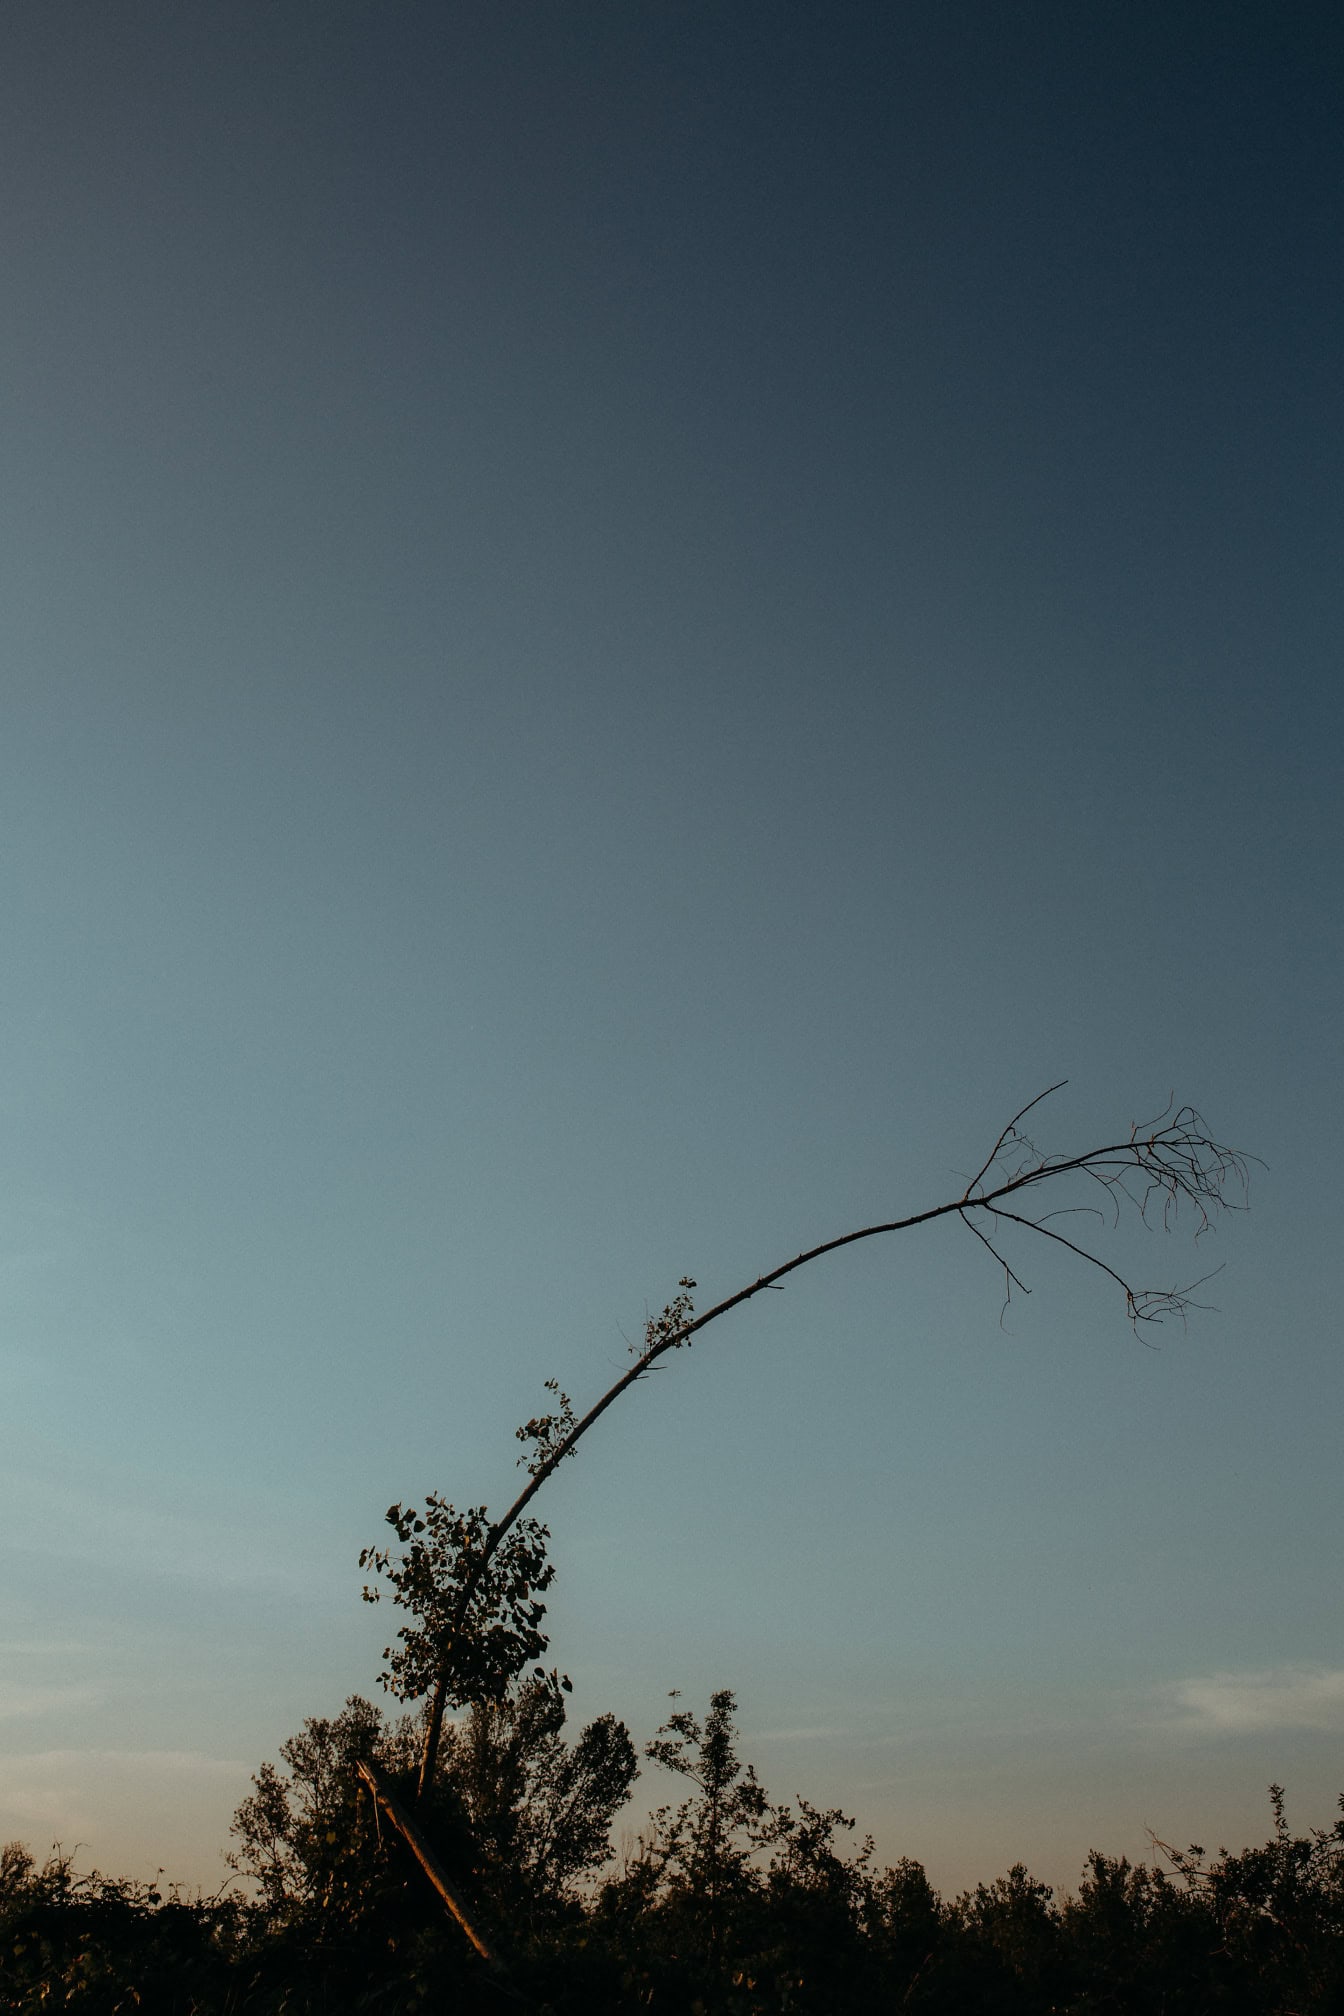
xmin=1 ymin=1 xmax=1341 ymax=1897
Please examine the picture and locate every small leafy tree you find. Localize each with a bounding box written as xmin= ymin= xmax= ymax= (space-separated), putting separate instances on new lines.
xmin=597 ymin=1688 xmax=884 ymax=2011
xmin=230 ymin=1683 xmax=637 ymax=1933
xmin=950 ymin=1863 xmax=1062 ymax=2010
xmin=755 ymin=1800 xmax=876 ymax=2013
xmin=645 ymin=1688 xmax=779 ymax=1963
xmin=1154 ymin=1787 xmax=1344 ymax=2012
xmin=1059 ymin=1851 xmax=1213 ymax=2013
xmin=439 ymin=1673 xmax=638 ymax=1919
xmin=359 ymin=1497 xmax=558 ymax=1806
xmin=228 ymin=1695 xmax=386 ymax=1920
xmin=867 ymin=1856 xmax=944 ymax=2000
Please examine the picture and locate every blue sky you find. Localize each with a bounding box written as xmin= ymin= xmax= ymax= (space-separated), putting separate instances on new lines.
xmin=1 ymin=1 xmax=1341 ymax=1896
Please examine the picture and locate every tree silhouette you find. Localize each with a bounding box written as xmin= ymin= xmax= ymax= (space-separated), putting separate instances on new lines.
xmin=361 ymin=1085 xmax=1251 ymax=1799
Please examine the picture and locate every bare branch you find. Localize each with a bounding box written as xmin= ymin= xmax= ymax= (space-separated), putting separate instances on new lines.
xmin=973 ymin=1205 xmax=1172 ymax=1326
xmin=959 ymin=1206 xmax=1032 ymax=1323
xmin=961 ymin=1079 xmax=1069 ymax=1201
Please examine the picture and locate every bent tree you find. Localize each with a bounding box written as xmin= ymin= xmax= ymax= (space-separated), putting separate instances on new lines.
xmin=360 ymin=1086 xmax=1251 ymax=1801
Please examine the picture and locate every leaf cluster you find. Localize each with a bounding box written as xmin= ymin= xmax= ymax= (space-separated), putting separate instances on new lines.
xmin=514 ymin=1379 xmax=578 ymax=1478
xmin=359 ymin=1496 xmax=556 ymax=1709
xmin=633 ymin=1276 xmax=697 ymax=1358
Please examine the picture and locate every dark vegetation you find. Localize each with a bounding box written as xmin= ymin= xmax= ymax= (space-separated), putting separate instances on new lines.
xmin=6 ymin=1694 xmax=1344 ymax=2012
xmin=9 ymin=1090 xmax=1313 ymax=2013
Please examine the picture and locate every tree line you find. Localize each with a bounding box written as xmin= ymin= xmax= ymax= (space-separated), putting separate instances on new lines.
xmin=5 ymin=1682 xmax=1343 ymax=2011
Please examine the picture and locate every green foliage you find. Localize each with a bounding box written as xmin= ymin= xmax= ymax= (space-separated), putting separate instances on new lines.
xmin=947 ymin=1863 xmax=1063 ymax=2013
xmin=438 ymin=1674 xmax=638 ymax=1917
xmin=644 ymin=1690 xmax=780 ymax=1929
xmin=598 ymin=1688 xmax=877 ymax=2011
xmin=227 ymin=1695 xmax=386 ymax=1920
xmin=359 ymin=1496 xmax=557 ymax=1709
xmin=515 ymin=1380 xmax=578 ymax=1478
xmin=635 ymin=1276 xmax=697 ymax=1358
xmin=1058 ymin=1852 xmax=1215 ymax=2012
xmin=1156 ymin=1784 xmax=1344 ymax=2012
xmin=0 ymin=1843 xmax=243 ymax=2012
xmin=866 ymin=1855 xmax=943 ymax=1997
xmin=224 ymin=1676 xmax=637 ymax=2008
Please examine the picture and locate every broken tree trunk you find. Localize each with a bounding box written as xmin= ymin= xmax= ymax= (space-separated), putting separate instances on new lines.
xmin=354 ymin=1757 xmax=505 ymax=1973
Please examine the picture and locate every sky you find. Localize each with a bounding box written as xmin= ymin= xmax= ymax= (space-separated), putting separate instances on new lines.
xmin=1 ymin=0 xmax=1341 ymax=1901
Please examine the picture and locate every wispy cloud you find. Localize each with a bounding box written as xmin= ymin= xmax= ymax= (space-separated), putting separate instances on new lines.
xmin=747 ymin=1725 xmax=849 ymax=1743
xmin=5 ymin=1749 xmax=252 ymax=1775
xmin=0 ymin=1682 xmax=100 ymax=1721
xmin=0 ymin=1640 xmax=107 ymax=1722
xmin=1164 ymin=1667 xmax=1344 ymax=1734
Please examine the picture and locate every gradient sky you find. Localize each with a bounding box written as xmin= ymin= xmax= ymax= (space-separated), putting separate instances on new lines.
xmin=2 ymin=1 xmax=1341 ymax=1899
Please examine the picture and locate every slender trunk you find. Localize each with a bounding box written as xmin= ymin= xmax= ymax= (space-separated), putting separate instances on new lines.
xmin=417 ymin=1666 xmax=450 ymax=1800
